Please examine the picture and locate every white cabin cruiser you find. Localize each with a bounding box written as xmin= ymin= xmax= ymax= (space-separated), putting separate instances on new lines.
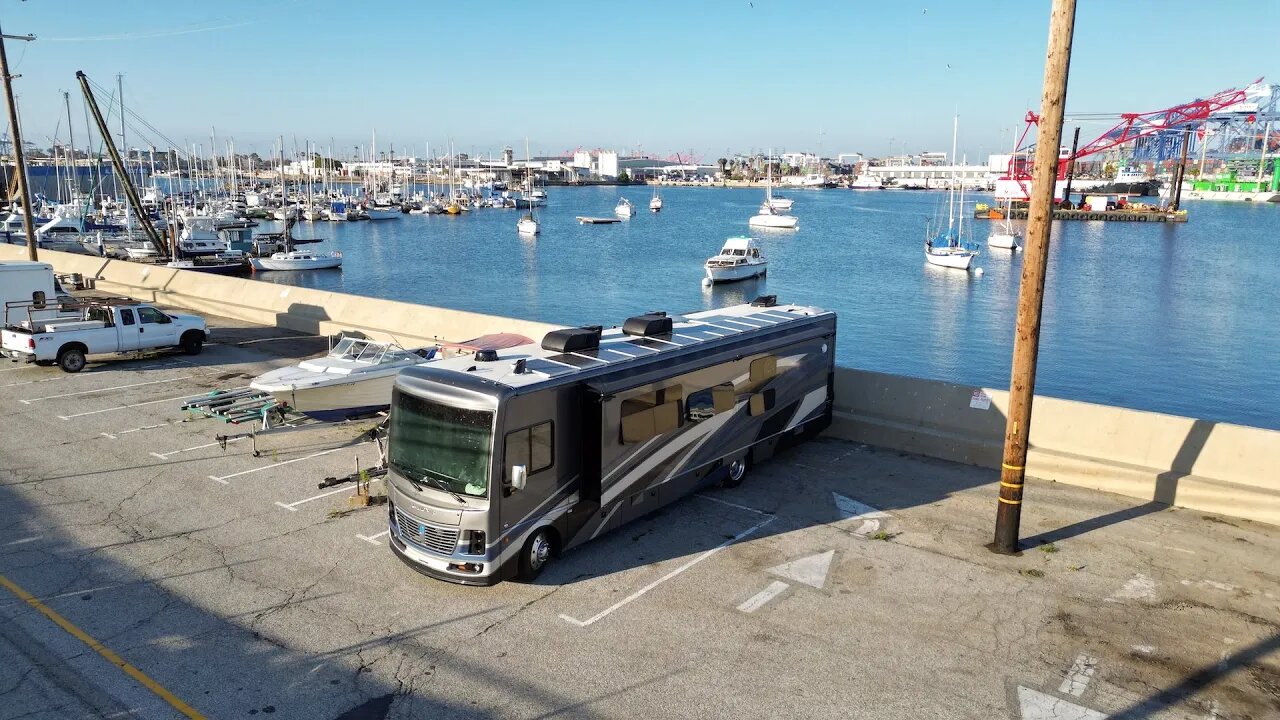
xmin=249 ymin=337 xmax=439 ymax=421
xmin=849 ymin=174 xmax=884 ymax=190
xmin=704 ymin=237 xmax=767 ymax=284
xmin=614 ymin=197 xmax=635 ymax=217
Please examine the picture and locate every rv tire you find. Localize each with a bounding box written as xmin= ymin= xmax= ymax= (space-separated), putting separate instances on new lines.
xmin=721 ymin=457 xmax=749 ymax=489
xmin=517 ymin=527 xmax=556 ymax=582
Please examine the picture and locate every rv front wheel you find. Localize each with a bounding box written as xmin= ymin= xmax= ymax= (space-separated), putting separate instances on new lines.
xmin=517 ymin=527 xmax=555 ymax=582
xmin=721 ymin=458 xmax=749 ymax=489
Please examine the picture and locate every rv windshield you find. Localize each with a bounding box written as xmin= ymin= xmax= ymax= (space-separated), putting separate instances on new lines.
xmin=388 ymin=389 xmax=493 ymax=498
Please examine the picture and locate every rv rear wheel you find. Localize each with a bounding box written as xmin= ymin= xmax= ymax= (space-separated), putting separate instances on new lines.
xmin=721 ymin=457 xmax=749 ymax=489
xmin=517 ymin=527 xmax=555 ymax=582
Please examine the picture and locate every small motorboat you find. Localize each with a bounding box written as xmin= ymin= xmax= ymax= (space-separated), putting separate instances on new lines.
xmin=250 ymin=250 xmax=343 ymax=271
xmin=249 ymin=337 xmax=438 ymax=421
xmin=748 ymin=203 xmax=799 ymax=229
xmin=615 ymin=197 xmax=635 ymax=218
xmin=704 ymin=237 xmax=767 ymax=284
xmin=248 ymin=333 xmax=532 ymax=422
xmin=987 ymin=201 xmax=1022 ymax=250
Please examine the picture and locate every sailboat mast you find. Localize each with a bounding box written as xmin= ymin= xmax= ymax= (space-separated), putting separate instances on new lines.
xmin=63 ymin=91 xmax=76 ymax=201
xmin=948 ymin=115 xmax=958 ymax=229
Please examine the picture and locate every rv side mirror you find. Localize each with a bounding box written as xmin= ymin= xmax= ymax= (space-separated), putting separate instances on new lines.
xmin=511 ymin=464 xmax=527 ymax=491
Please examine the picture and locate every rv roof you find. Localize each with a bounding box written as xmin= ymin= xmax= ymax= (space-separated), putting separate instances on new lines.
xmin=407 ymin=302 xmax=827 ymax=390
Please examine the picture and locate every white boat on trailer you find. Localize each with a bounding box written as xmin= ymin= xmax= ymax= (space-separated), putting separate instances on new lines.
xmin=704 ymin=237 xmax=767 ymax=284
xmin=249 ymin=333 xmax=532 ymax=422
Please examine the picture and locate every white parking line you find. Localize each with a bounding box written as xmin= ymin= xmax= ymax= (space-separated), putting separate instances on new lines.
xmin=150 ymin=436 xmax=244 ymax=460
xmin=20 ymin=376 xmax=190 ymax=404
xmin=559 ymin=514 xmax=776 ymax=628
xmin=207 ymin=442 xmax=370 ymax=484
xmin=356 ymin=530 xmax=390 ymax=545
xmin=274 ymin=477 xmax=384 ymax=512
xmin=737 ymin=580 xmax=790 ymax=613
xmin=58 ymin=394 xmax=196 ymax=420
xmin=100 ymin=421 xmax=182 ymax=439
xmin=1058 ymin=654 xmax=1098 ymax=697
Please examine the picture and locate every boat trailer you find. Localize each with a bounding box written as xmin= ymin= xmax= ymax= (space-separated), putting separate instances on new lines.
xmin=181 ymin=388 xmax=291 ymax=428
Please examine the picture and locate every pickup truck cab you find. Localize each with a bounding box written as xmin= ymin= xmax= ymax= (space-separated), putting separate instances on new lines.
xmin=1 ymin=301 xmax=208 ymax=373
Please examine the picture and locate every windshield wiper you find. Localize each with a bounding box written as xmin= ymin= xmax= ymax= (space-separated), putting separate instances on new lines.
xmin=415 ymin=469 xmax=467 ymax=505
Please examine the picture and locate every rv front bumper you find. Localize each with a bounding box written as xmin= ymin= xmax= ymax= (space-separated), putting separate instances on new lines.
xmin=388 ymin=534 xmax=503 ymax=586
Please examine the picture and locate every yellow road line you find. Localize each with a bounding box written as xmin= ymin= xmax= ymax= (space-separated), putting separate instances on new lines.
xmin=0 ymin=571 xmax=206 ymax=719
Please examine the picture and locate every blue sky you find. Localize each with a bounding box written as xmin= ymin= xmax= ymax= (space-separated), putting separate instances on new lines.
xmin=4 ymin=0 xmax=1275 ymax=161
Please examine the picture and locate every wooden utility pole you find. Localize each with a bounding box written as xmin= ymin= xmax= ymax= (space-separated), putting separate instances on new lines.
xmin=993 ymin=0 xmax=1077 ymax=554
xmin=0 ymin=24 xmax=37 ymax=261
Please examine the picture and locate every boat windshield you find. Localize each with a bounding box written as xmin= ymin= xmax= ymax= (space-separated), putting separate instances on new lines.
xmin=388 ymin=389 xmax=493 ymax=498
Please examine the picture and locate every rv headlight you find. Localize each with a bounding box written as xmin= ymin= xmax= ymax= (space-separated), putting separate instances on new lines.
xmin=467 ymin=530 xmax=486 ymax=555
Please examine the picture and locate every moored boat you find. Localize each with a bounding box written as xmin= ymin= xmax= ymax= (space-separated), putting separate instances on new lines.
xmin=704 ymin=237 xmax=767 ymax=284
xmin=615 ymin=197 xmax=635 ymax=217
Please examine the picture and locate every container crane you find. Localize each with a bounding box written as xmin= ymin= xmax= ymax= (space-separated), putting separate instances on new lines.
xmin=995 ymin=80 xmax=1259 ymax=201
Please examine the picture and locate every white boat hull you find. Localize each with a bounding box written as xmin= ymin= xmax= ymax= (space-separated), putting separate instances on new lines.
xmin=365 ymin=208 xmax=402 ymax=220
xmin=649 ymin=198 xmax=663 ymax=212
xmin=924 ymin=247 xmax=975 ymax=270
xmin=705 ymin=261 xmax=767 ymax=283
xmin=517 ymin=219 xmax=540 ymax=235
xmin=766 ymin=198 xmax=794 ymax=211
xmin=1183 ymin=190 xmax=1280 ymax=202
xmin=987 ymin=232 xmax=1021 ymax=250
xmin=251 ymin=370 xmax=401 ymax=421
xmin=250 ymin=253 xmax=343 ymax=271
xmin=749 ymin=214 xmax=798 ymax=229
xmin=615 ymin=206 xmax=635 ymax=218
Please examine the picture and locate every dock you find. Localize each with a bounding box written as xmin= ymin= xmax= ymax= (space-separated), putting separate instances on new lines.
xmin=973 ymin=207 xmax=1188 ymax=223
xmin=576 ymin=216 xmax=621 ymax=224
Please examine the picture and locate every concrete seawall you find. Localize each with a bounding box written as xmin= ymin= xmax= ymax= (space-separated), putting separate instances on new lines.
xmin=7 ymin=244 xmax=1276 ymax=526
xmin=829 ymin=367 xmax=1280 ymax=527
xmin=0 ymin=245 xmax=563 ymax=347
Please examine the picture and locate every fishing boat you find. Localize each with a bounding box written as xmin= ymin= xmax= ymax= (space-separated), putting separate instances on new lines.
xmin=615 ymin=197 xmax=635 ymax=217
xmin=704 ymin=237 xmax=767 ymax=284
xmin=924 ymin=116 xmax=978 ymax=271
xmin=649 ymin=183 xmax=663 ymax=212
xmin=749 ymin=155 xmax=799 ymax=229
xmin=250 ymin=249 xmax=343 ymax=271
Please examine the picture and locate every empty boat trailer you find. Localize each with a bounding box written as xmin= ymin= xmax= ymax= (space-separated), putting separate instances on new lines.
xmin=385 ymin=298 xmax=837 ymax=584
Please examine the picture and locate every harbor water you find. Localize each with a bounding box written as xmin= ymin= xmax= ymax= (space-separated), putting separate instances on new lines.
xmin=247 ymin=186 xmax=1279 ymax=430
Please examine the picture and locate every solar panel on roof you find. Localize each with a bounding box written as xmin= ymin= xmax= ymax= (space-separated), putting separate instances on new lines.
xmin=626 ymin=338 xmax=672 ymax=351
xmin=594 ymin=348 xmax=639 ymax=362
xmin=547 ymin=353 xmax=602 ymax=368
xmin=753 ymin=310 xmax=799 ymax=322
xmin=522 ymin=358 xmax=577 ymax=377
xmin=674 ymin=328 xmax=725 ymax=342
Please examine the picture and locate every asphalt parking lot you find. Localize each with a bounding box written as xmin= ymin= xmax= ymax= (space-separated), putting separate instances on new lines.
xmin=1 ymin=310 xmax=1277 ymax=719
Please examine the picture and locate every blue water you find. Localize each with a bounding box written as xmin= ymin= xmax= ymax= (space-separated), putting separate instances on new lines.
xmin=250 ymin=186 xmax=1280 ymax=430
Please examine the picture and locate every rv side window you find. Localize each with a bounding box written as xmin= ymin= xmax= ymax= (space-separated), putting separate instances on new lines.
xmin=748 ymin=388 xmax=776 ymax=417
xmin=749 ymin=356 xmax=777 ymax=384
xmin=505 ymin=421 xmax=554 ymax=480
xmin=686 ymin=383 xmax=736 ymax=422
xmin=620 ymin=385 xmax=683 ymax=443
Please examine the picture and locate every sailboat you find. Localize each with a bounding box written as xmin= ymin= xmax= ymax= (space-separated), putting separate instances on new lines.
xmin=649 ymin=181 xmax=663 ymax=212
xmin=749 ymin=154 xmax=799 ymax=229
xmin=250 ymin=219 xmax=342 ymax=271
xmin=987 ymin=199 xmax=1022 ymax=250
xmin=924 ymin=116 xmax=978 ymax=270
xmin=517 ymin=138 xmax=540 ymax=235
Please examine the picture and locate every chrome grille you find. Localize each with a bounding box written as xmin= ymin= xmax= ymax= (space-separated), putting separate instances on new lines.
xmin=394 ymin=507 xmax=460 ymax=556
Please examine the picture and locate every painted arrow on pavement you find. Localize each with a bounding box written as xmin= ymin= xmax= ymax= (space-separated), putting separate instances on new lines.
xmin=832 ymin=492 xmax=890 ymax=536
xmin=1018 ymin=686 xmax=1107 ymax=720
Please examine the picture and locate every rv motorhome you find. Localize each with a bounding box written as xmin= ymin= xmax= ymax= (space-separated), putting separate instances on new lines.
xmin=384 ymin=297 xmax=837 ymax=585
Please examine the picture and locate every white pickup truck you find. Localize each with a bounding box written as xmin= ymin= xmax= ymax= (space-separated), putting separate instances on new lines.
xmin=1 ymin=301 xmax=208 ymax=373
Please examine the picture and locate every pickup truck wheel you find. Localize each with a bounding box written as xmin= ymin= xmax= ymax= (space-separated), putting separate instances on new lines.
xmin=57 ymin=348 xmax=86 ymax=373
xmin=180 ymin=332 xmax=204 ymax=355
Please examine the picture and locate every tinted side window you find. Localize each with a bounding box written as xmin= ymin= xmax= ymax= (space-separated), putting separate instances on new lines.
xmin=687 ymin=383 xmax=736 ymax=422
xmin=119 ymin=309 xmax=136 ymax=326
xmin=504 ymin=422 xmax=554 ymax=480
xmin=136 ymin=307 xmax=165 ymax=324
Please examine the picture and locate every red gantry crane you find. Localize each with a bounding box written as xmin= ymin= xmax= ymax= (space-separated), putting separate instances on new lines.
xmin=995 ymin=80 xmax=1259 ymax=201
